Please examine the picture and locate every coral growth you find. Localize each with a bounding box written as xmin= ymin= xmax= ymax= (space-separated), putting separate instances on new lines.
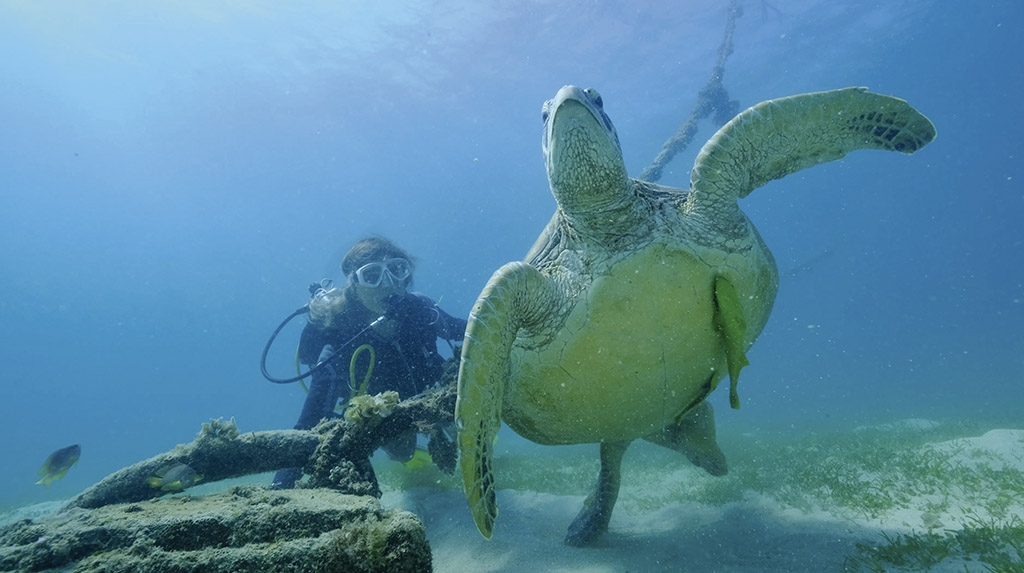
xmin=345 ymin=392 xmax=401 ymax=425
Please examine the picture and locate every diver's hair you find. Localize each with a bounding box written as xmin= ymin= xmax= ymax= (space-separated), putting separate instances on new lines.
xmin=341 ymin=236 xmax=416 ymax=288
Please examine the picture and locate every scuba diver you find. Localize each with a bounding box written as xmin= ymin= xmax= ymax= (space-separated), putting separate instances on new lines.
xmin=266 ymin=236 xmax=467 ymax=490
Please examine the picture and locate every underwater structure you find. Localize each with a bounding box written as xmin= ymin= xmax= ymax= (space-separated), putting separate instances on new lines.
xmin=0 ymin=368 xmax=459 ymax=572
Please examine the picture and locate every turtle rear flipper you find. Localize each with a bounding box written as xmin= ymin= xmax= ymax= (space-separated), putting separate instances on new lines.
xmin=689 ymin=87 xmax=937 ymax=210
xmin=644 ymin=401 xmax=727 ymax=477
xmin=565 ymin=440 xmax=629 ymax=546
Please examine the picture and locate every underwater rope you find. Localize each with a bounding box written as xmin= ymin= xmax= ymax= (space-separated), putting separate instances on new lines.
xmin=639 ymin=0 xmax=742 ymax=183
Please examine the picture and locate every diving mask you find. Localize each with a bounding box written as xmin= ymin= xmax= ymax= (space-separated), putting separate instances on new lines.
xmin=353 ymin=257 xmax=412 ymax=287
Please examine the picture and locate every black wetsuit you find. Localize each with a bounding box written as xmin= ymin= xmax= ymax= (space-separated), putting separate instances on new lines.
xmin=272 ymin=292 xmax=466 ymax=488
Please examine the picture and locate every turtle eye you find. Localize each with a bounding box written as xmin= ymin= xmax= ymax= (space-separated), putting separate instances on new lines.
xmin=541 ymin=110 xmax=549 ymax=124
xmin=584 ymin=88 xmax=603 ymax=108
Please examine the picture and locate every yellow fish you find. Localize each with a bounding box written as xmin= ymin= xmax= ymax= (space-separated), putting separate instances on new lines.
xmin=403 ymin=448 xmax=433 ymax=471
xmin=36 ymin=444 xmax=81 ymax=486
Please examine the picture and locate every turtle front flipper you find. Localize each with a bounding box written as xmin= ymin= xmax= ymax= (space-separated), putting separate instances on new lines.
xmin=689 ymin=87 xmax=937 ymax=210
xmin=456 ymin=261 xmax=558 ymax=539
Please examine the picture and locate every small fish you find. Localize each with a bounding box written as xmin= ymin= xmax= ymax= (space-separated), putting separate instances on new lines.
xmin=36 ymin=444 xmax=81 ymax=486
xmin=147 ymin=463 xmax=202 ymax=492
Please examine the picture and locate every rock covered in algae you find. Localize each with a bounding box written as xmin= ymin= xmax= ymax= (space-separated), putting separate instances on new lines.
xmin=0 ymin=485 xmax=431 ymax=572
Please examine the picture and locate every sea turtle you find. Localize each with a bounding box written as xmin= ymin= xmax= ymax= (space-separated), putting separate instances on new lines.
xmin=455 ymin=85 xmax=936 ymax=545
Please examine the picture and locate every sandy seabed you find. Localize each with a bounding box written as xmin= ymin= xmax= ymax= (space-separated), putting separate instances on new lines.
xmin=4 ymin=421 xmax=1022 ymax=572
xmin=382 ymin=422 xmax=1024 ymax=572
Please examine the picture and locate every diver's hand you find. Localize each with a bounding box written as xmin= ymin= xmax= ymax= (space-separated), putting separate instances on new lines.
xmin=386 ymin=294 xmax=440 ymax=326
xmin=385 ymin=294 xmax=418 ymax=321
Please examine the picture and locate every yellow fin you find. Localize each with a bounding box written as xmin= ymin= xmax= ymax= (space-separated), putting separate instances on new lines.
xmin=713 ymin=276 xmax=749 ymax=409
xmin=162 ymin=481 xmax=184 ymax=492
xmin=403 ymin=449 xmax=433 ymax=470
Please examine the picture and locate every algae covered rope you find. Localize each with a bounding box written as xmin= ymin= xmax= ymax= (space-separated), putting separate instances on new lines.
xmin=62 ymin=372 xmax=460 ymax=510
xmin=639 ymin=0 xmax=742 ymax=183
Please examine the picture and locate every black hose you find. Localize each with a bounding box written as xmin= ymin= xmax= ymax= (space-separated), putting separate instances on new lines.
xmin=260 ymin=305 xmax=314 ymax=384
xmin=260 ymin=304 xmax=387 ymax=384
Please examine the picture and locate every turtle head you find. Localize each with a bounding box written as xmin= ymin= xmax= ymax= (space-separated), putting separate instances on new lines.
xmin=542 ymin=86 xmax=629 ymax=219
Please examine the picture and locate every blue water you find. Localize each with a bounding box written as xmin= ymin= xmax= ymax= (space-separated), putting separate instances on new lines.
xmin=1 ymin=0 xmax=1021 ymax=514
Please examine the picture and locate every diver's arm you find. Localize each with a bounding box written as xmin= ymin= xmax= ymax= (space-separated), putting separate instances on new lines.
xmin=405 ymin=292 xmax=467 ymax=341
xmin=293 ymin=345 xmax=339 ymax=430
xmin=297 ymin=323 xmax=326 ymax=366
xmin=434 ymin=306 xmax=468 ymax=341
